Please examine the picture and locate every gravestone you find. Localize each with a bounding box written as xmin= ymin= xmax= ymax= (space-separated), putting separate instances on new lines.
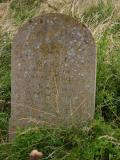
xmin=9 ymin=13 xmax=96 ymax=140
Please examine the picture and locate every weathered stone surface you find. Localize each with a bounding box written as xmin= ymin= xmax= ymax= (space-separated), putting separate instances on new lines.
xmin=9 ymin=13 xmax=96 ymax=140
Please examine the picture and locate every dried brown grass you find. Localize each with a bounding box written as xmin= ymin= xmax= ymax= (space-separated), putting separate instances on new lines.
xmin=0 ymin=0 xmax=119 ymax=36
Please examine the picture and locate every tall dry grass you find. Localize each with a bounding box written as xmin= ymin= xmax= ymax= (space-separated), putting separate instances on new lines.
xmin=0 ymin=0 xmax=120 ymax=33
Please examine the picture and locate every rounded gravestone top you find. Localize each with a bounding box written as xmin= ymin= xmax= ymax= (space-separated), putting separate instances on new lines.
xmin=10 ymin=13 xmax=96 ymax=140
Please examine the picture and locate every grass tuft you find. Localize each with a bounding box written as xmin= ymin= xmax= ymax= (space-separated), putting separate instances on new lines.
xmin=0 ymin=120 xmax=120 ymax=160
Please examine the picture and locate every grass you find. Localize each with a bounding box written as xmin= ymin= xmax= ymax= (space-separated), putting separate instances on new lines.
xmin=96 ymin=18 xmax=120 ymax=121
xmin=0 ymin=112 xmax=9 ymax=142
xmin=10 ymin=0 xmax=43 ymax=25
xmin=0 ymin=120 xmax=120 ymax=160
xmin=0 ymin=0 xmax=120 ymax=159
xmin=0 ymin=31 xmax=11 ymax=101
